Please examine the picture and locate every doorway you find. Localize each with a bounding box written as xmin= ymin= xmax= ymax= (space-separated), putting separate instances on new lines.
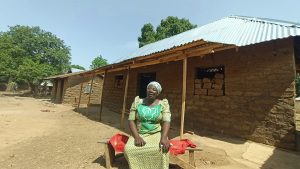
xmin=58 ymin=79 xmax=64 ymax=103
xmin=138 ymin=72 xmax=156 ymax=98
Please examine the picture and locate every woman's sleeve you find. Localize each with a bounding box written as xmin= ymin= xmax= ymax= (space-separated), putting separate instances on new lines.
xmin=128 ymin=96 xmax=140 ymax=121
xmin=161 ymin=99 xmax=171 ymax=122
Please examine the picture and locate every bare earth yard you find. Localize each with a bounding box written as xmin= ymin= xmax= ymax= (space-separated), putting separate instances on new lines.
xmin=0 ymin=94 xmax=300 ymax=169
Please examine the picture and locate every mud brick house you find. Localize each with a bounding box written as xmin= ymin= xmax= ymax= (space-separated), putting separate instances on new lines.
xmin=47 ymin=70 xmax=104 ymax=106
xmin=92 ymin=16 xmax=300 ymax=150
xmin=52 ymin=16 xmax=300 ymax=150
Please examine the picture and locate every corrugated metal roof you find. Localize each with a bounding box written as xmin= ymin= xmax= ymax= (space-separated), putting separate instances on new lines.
xmin=46 ymin=70 xmax=92 ymax=79
xmin=128 ymin=15 xmax=300 ymax=59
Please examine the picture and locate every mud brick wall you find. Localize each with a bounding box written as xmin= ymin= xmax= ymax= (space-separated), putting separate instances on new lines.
xmin=102 ymin=71 xmax=128 ymax=113
xmin=88 ymin=76 xmax=103 ymax=104
xmin=102 ymin=38 xmax=296 ymax=149
xmin=185 ymin=38 xmax=296 ymax=150
xmin=62 ymin=75 xmax=103 ymax=105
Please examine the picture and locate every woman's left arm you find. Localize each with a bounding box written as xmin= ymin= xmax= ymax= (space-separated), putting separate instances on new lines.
xmin=160 ymin=98 xmax=171 ymax=152
xmin=160 ymin=121 xmax=170 ymax=151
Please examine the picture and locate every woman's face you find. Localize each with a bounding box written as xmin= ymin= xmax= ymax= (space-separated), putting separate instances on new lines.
xmin=146 ymin=85 xmax=158 ymax=99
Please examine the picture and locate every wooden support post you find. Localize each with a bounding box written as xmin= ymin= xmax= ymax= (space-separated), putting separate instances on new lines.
xmin=77 ymin=83 xmax=83 ymax=111
xmin=87 ymin=75 xmax=95 ymax=114
xmin=120 ymin=67 xmax=130 ymax=129
xmin=180 ymin=57 xmax=187 ymax=139
xmin=104 ymin=143 xmax=115 ymax=169
xmin=189 ymin=150 xmax=195 ymax=167
xmin=99 ymin=70 xmax=107 ymax=121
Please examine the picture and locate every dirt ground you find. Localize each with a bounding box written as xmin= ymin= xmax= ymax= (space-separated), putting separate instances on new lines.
xmin=0 ymin=94 xmax=300 ymax=169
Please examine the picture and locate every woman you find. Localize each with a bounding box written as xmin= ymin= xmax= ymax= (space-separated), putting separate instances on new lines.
xmin=124 ymin=81 xmax=171 ymax=169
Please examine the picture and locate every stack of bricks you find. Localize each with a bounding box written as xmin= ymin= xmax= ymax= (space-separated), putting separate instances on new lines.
xmin=194 ymin=73 xmax=224 ymax=96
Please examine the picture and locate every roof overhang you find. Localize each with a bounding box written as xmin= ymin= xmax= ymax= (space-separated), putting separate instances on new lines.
xmin=46 ymin=70 xmax=103 ymax=79
xmin=93 ymin=40 xmax=236 ymax=74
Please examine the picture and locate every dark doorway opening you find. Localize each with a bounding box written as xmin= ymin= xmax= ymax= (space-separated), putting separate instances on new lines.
xmin=294 ymin=36 xmax=300 ymax=73
xmin=294 ymin=36 xmax=300 ymax=151
xmin=138 ymin=72 xmax=156 ymax=98
xmin=59 ymin=79 xmax=64 ymax=103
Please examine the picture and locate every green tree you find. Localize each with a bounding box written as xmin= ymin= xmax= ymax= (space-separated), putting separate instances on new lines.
xmin=138 ymin=23 xmax=156 ymax=48
xmin=138 ymin=16 xmax=197 ymax=47
xmin=90 ymin=55 xmax=108 ymax=70
xmin=156 ymin=16 xmax=197 ymax=41
xmin=0 ymin=54 xmax=14 ymax=82
xmin=70 ymin=64 xmax=86 ymax=70
xmin=18 ymin=59 xmax=53 ymax=93
xmin=0 ymin=25 xmax=71 ymax=93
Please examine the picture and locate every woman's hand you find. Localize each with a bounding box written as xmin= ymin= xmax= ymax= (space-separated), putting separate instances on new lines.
xmin=134 ymin=135 xmax=146 ymax=147
xmin=128 ymin=120 xmax=146 ymax=147
xmin=160 ymin=121 xmax=170 ymax=153
xmin=159 ymin=136 xmax=170 ymax=153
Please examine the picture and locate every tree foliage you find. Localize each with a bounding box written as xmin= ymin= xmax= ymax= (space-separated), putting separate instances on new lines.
xmin=138 ymin=23 xmax=156 ymax=48
xmin=90 ymin=55 xmax=108 ymax=70
xmin=0 ymin=25 xmax=71 ymax=92
xmin=18 ymin=59 xmax=53 ymax=90
xmin=70 ymin=64 xmax=86 ymax=70
xmin=138 ymin=16 xmax=197 ymax=47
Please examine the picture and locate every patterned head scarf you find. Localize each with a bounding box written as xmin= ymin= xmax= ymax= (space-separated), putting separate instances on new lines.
xmin=147 ymin=81 xmax=162 ymax=95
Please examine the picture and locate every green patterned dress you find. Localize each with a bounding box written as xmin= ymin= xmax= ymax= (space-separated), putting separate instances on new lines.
xmin=124 ymin=96 xmax=171 ymax=169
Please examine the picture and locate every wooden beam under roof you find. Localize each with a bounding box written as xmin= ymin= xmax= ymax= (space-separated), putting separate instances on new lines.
xmin=108 ymin=44 xmax=234 ymax=72
xmin=90 ymin=42 xmax=236 ymax=75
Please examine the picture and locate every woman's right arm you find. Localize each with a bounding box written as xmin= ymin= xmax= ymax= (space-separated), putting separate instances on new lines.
xmin=128 ymin=120 xmax=146 ymax=146
xmin=128 ymin=96 xmax=146 ymax=147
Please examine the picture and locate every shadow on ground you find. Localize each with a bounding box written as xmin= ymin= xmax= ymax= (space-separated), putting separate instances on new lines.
xmin=92 ymin=155 xmax=129 ymax=169
xmin=74 ymin=103 xmax=300 ymax=169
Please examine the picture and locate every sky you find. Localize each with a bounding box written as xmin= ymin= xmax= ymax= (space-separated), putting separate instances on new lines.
xmin=0 ymin=0 xmax=300 ymax=70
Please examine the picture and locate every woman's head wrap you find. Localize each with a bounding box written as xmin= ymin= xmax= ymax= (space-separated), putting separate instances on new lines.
xmin=147 ymin=81 xmax=162 ymax=95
